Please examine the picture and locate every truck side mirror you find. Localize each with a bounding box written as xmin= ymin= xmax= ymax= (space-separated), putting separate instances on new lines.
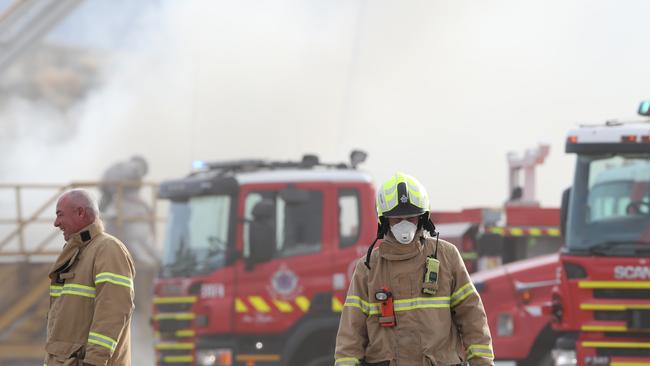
xmin=248 ymin=200 xmax=276 ymax=268
xmin=560 ymin=187 xmax=571 ymax=239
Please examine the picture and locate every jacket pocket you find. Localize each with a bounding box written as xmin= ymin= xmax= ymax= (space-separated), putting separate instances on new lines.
xmin=45 ymin=341 xmax=85 ymax=365
xmin=59 ymin=271 xmax=75 ymax=280
xmin=424 ymin=355 xmax=438 ymax=366
xmin=426 ymin=354 xmax=462 ymax=366
xmin=361 ymin=360 xmax=390 ymax=366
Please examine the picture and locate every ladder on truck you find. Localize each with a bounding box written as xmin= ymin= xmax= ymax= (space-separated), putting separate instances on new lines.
xmin=0 ymin=182 xmax=162 ymax=365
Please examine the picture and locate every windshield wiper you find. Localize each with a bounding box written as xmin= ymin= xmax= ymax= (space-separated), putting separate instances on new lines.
xmin=165 ymin=241 xmax=197 ymax=276
xmin=196 ymin=238 xmax=229 ymax=272
xmin=588 ymin=240 xmax=650 ymax=256
xmin=207 ymin=236 xmax=227 ymax=255
xmin=588 ymin=241 xmax=620 ymax=256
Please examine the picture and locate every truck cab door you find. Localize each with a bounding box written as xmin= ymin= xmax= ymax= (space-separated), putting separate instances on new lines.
xmin=331 ymin=183 xmax=376 ymax=311
xmin=233 ymin=183 xmax=335 ymax=338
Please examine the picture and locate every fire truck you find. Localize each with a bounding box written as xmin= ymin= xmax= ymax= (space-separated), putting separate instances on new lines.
xmin=550 ymin=102 xmax=650 ymax=366
xmin=446 ymin=203 xmax=562 ymax=366
xmin=152 ymin=153 xmax=376 ymax=366
xmin=151 ymin=150 xmax=563 ymax=366
xmin=433 ymin=146 xmax=563 ymax=366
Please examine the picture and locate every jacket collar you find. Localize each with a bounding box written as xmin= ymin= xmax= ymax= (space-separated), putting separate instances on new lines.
xmin=49 ymin=221 xmax=104 ymax=281
xmin=66 ymin=220 xmax=104 ymax=249
xmin=379 ymin=229 xmax=425 ymax=261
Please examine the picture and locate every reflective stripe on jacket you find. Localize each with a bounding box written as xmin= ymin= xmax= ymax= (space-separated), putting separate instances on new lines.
xmin=335 ymin=234 xmax=494 ymax=366
xmin=46 ymin=221 xmax=135 ymax=366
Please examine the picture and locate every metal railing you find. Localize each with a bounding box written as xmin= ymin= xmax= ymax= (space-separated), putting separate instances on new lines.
xmin=0 ymin=181 xmax=164 ymax=261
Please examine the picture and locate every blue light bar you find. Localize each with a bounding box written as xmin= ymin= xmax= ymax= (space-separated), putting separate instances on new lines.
xmin=639 ymin=101 xmax=650 ymax=116
xmin=192 ymin=160 xmax=207 ymax=170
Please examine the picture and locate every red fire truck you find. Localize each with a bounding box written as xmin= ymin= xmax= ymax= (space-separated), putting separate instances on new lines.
xmin=432 ymin=146 xmax=564 ymax=366
xmin=151 ymin=150 xmax=562 ymax=366
xmin=152 ymin=153 xmax=376 ymax=366
xmin=550 ymin=102 xmax=650 ymax=366
xmin=434 ymin=204 xmax=562 ymax=366
xmin=443 ymin=205 xmax=562 ymax=366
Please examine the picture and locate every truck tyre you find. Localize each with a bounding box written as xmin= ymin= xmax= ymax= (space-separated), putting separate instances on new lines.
xmin=535 ymin=353 xmax=553 ymax=366
xmin=304 ymin=355 xmax=333 ymax=366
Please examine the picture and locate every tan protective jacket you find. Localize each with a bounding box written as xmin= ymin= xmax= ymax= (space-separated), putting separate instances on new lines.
xmin=335 ymin=233 xmax=493 ymax=366
xmin=45 ymin=221 xmax=135 ymax=366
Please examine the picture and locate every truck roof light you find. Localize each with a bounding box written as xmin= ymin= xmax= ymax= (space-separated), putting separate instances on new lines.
xmin=639 ymin=100 xmax=650 ymax=116
xmin=621 ymin=135 xmax=637 ymax=143
xmin=192 ymin=160 xmax=207 ymax=170
xmin=567 ymin=136 xmax=578 ymax=144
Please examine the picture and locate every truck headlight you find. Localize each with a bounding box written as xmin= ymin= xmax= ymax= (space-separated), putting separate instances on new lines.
xmin=552 ymin=349 xmax=577 ymax=366
xmin=197 ymin=348 xmax=233 ymax=366
xmin=497 ymin=313 xmax=514 ymax=336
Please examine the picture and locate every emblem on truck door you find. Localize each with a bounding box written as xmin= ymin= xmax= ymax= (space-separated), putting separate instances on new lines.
xmin=267 ymin=264 xmax=302 ymax=299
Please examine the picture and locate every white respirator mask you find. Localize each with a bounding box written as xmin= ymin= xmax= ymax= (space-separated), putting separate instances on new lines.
xmin=390 ymin=219 xmax=417 ymax=244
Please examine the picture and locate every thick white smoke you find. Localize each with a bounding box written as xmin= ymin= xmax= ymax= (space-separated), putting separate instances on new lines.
xmin=3 ymin=0 xmax=650 ymax=210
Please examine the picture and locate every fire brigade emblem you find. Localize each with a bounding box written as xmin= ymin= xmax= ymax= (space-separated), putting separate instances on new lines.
xmin=268 ymin=265 xmax=302 ymax=299
xmin=400 ymin=194 xmax=408 ymax=203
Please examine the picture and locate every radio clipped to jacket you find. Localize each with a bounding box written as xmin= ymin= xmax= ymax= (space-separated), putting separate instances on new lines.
xmin=422 ymin=256 xmax=440 ymax=295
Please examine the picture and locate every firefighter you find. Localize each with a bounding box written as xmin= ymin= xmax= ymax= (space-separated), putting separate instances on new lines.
xmin=46 ymin=189 xmax=135 ymax=366
xmin=334 ymin=173 xmax=494 ymax=366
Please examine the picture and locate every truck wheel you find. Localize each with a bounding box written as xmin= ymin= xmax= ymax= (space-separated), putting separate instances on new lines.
xmin=534 ymin=353 xmax=553 ymax=366
xmin=304 ymin=355 xmax=333 ymax=366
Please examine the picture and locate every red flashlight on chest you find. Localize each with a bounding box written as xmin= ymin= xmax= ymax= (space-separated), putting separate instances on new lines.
xmin=375 ymin=287 xmax=396 ymax=327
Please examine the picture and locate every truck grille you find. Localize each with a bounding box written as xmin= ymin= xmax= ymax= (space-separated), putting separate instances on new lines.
xmin=605 ymin=332 xmax=650 ymax=338
xmin=159 ymin=350 xmax=193 ymax=365
xmin=597 ymin=348 xmax=650 ymax=357
xmin=594 ymin=289 xmax=650 ymax=299
xmin=594 ymin=311 xmax=627 ymax=321
xmin=158 ymin=319 xmax=192 ymax=332
xmin=156 ymin=303 xmax=193 ymax=312
xmin=594 ymin=310 xmax=650 ymax=330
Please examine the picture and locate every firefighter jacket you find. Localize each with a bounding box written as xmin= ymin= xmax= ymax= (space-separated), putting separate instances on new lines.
xmin=45 ymin=221 xmax=136 ymax=366
xmin=335 ymin=232 xmax=494 ymax=366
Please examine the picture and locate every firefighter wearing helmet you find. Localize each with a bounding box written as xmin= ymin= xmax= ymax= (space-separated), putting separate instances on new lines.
xmin=334 ymin=172 xmax=494 ymax=366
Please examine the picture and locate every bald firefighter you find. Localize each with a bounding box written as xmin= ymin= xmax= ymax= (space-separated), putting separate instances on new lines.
xmin=335 ymin=173 xmax=494 ymax=366
xmin=46 ymin=189 xmax=135 ymax=366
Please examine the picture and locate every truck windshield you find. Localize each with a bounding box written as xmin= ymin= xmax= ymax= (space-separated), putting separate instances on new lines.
xmin=567 ymin=154 xmax=650 ymax=254
xmin=160 ymin=195 xmax=232 ymax=277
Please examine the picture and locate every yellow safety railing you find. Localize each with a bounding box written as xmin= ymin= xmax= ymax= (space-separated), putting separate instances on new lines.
xmin=0 ymin=181 xmax=164 ymax=260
